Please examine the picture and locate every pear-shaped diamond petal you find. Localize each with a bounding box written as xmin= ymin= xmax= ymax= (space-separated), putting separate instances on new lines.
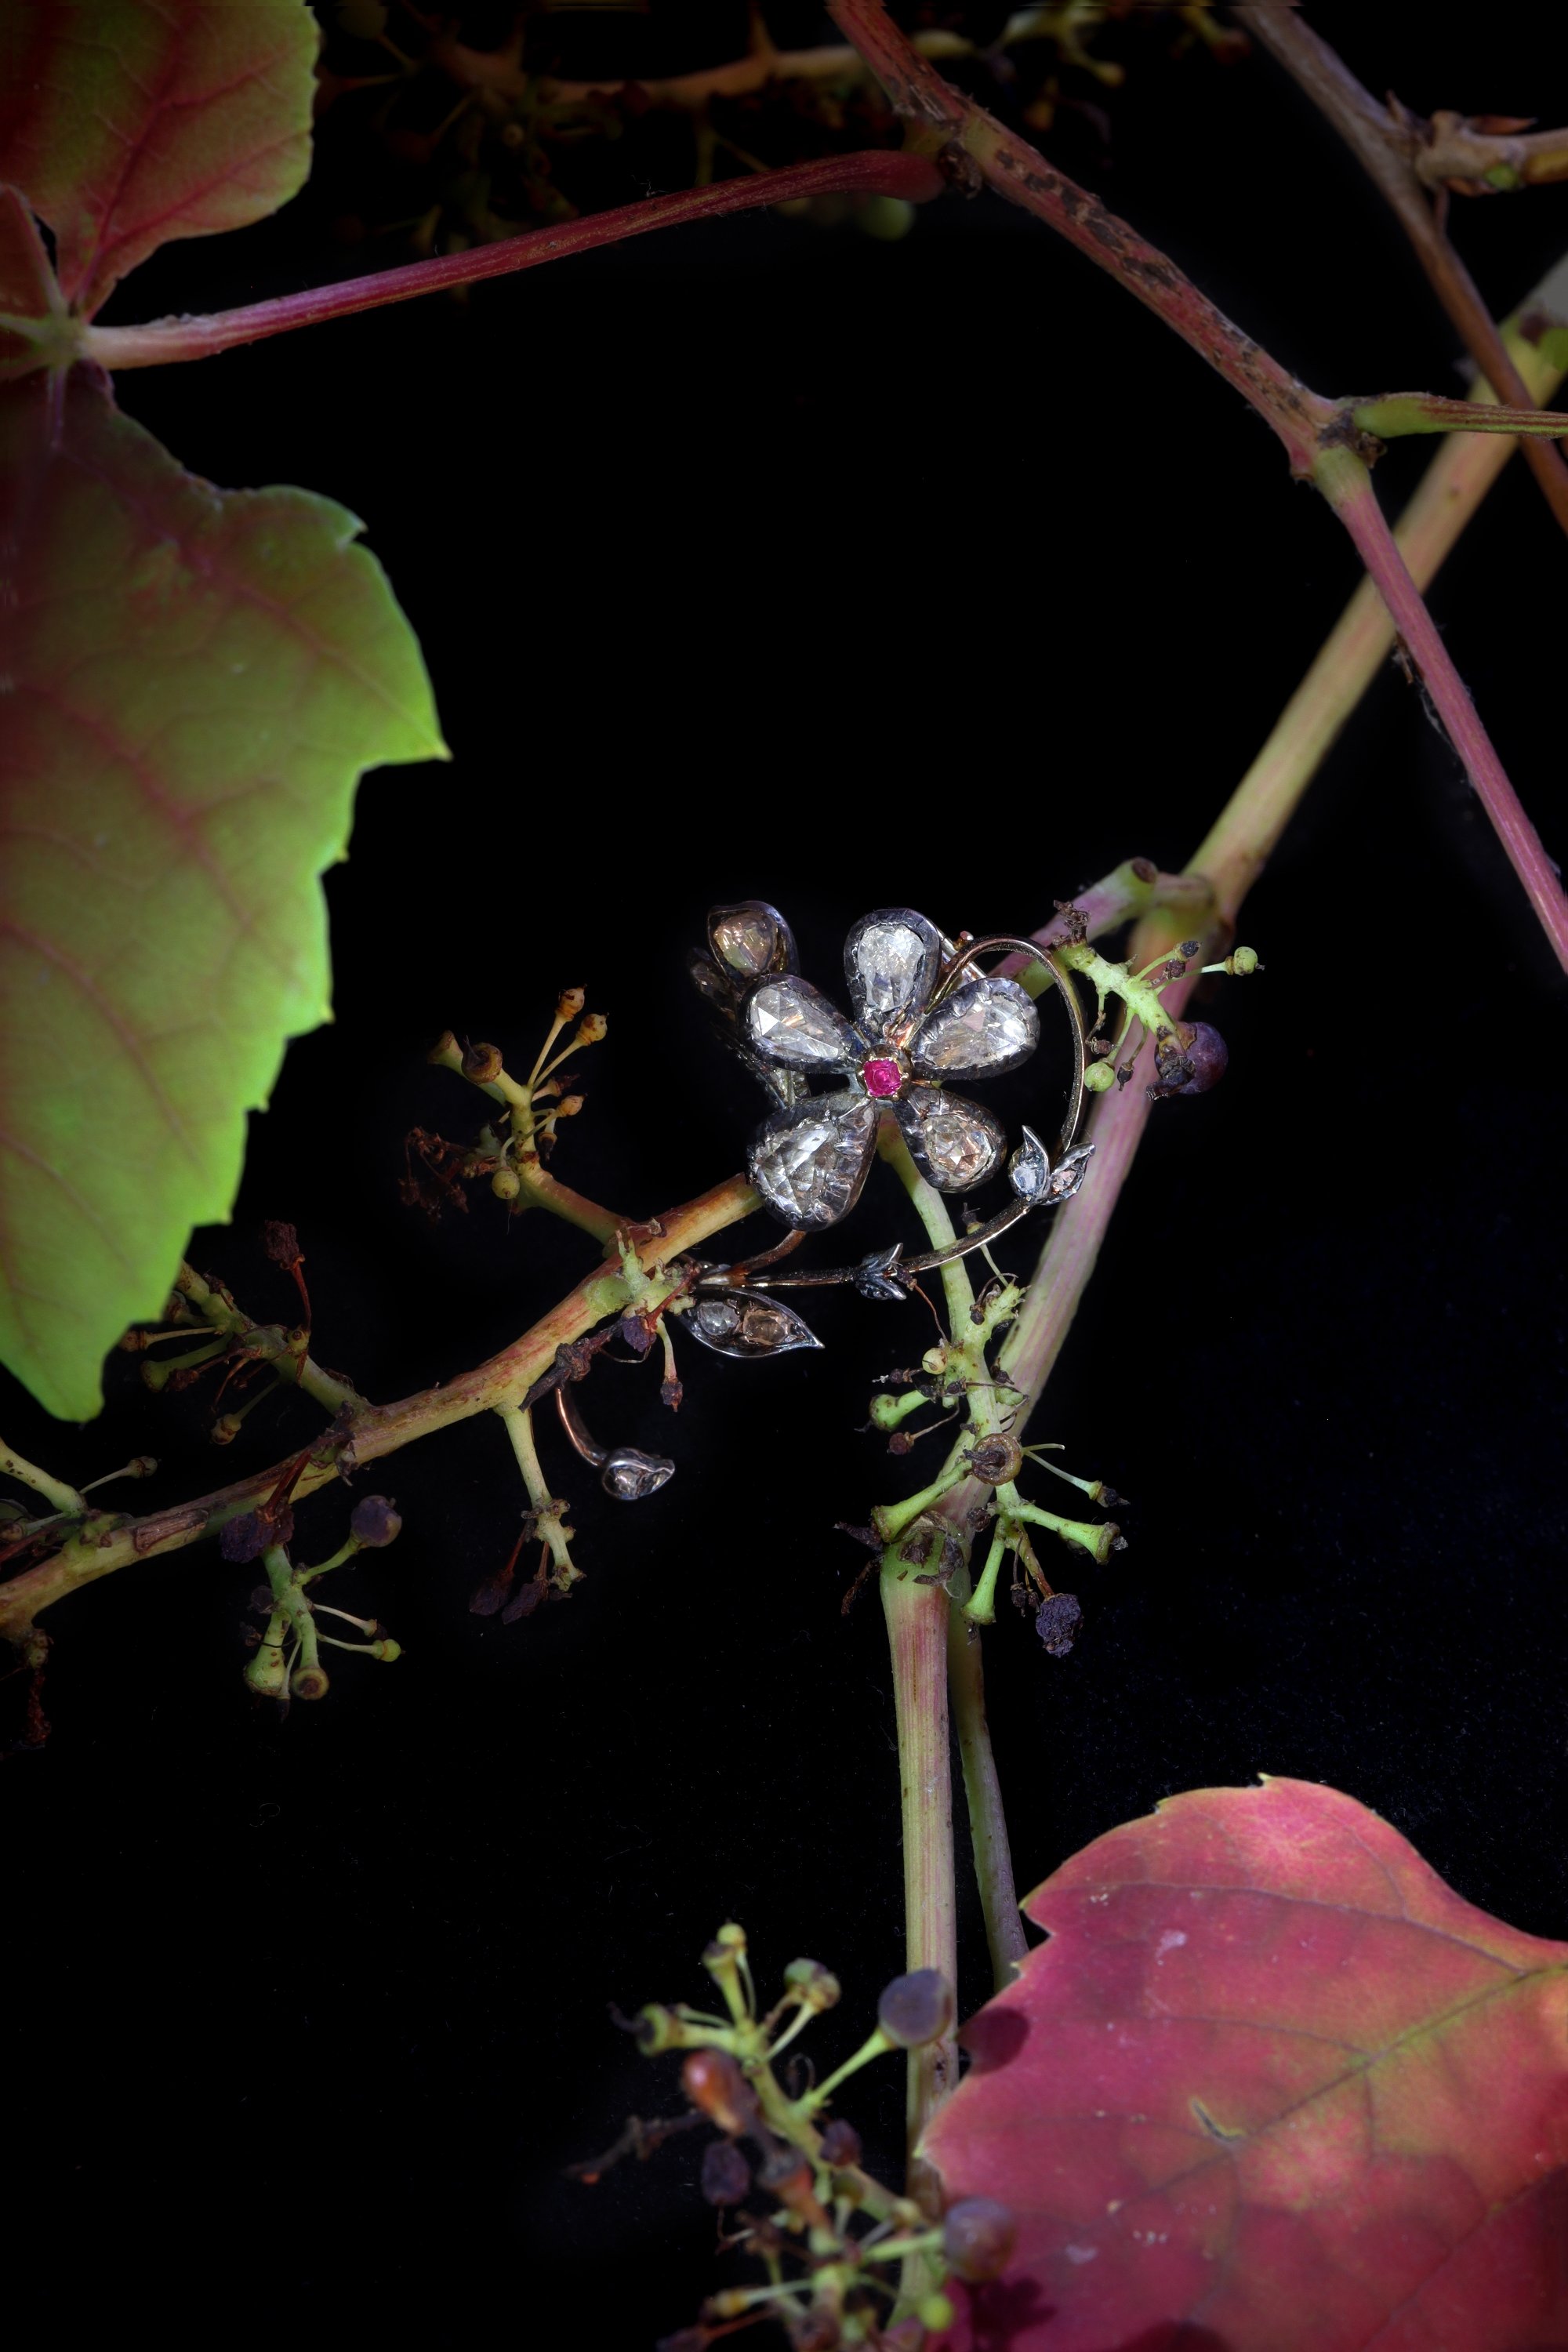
xmin=749 ymin=1092 xmax=879 ymax=1228
xmin=708 ymin=900 xmax=794 ymax=978
xmin=910 ymin=975 xmax=1039 ymax=1080
xmin=746 ymin=976 xmax=857 ymax=1071
xmin=685 ymin=1290 xmax=823 ymax=1358
xmin=844 ymin=909 xmax=942 ymax=1044
xmin=895 ymin=1087 xmax=1004 ymax=1192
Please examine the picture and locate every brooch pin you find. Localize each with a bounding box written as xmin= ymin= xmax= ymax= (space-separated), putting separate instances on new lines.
xmin=685 ymin=902 xmax=1094 ymax=1353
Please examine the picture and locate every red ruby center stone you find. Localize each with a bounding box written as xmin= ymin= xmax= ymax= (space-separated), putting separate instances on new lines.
xmin=862 ymin=1058 xmax=902 ymax=1099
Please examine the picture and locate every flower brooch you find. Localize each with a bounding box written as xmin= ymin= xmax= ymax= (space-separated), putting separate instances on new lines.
xmin=687 ymin=903 xmax=1094 ymax=1344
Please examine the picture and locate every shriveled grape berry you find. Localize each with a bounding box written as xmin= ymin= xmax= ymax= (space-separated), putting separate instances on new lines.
xmin=942 ymin=2196 xmax=1018 ymax=2281
xmin=1150 ymin=1021 xmax=1229 ymax=1098
xmin=350 ymin=1495 xmax=402 ymax=1548
xmin=817 ymin=2117 xmax=862 ymax=2168
xmin=699 ymin=2139 xmax=751 ymax=2207
xmin=1036 ymin=1592 xmax=1083 ymax=1656
xmin=877 ymin=1968 xmax=954 ymax=2049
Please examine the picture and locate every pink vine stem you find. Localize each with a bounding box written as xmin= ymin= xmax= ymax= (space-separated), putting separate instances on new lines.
xmin=1314 ymin=445 xmax=1568 ymax=970
xmin=81 ymin=151 xmax=944 ymax=372
xmin=824 ymin=0 xmax=1568 ymax=971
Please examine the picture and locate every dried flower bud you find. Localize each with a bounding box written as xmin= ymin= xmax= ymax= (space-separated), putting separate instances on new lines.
xmin=967 ymin=1432 xmax=1023 ymax=1486
xmin=492 ymin=1167 xmax=521 ymax=1201
xmin=263 ymin=1220 xmax=301 ymax=1268
xmin=573 ymin=1013 xmax=608 ymax=1046
xmin=617 ymin=1312 xmax=655 ymax=1356
xmin=555 ymin=1094 xmax=584 ymax=1118
xmin=783 ymin=1958 xmax=841 ymax=2013
xmin=556 ymin=987 xmax=586 ymax=1022
xmin=210 ymin=1413 xmax=243 ymax=1446
xmin=877 ymin=1969 xmax=953 ymax=2049
xmin=699 ymin=2139 xmax=751 ymax=2207
xmin=463 ymin=1041 xmax=503 ymax=1083
xmin=817 ymin=2118 xmax=862 ymax=2168
xmin=1036 ymin=1592 xmax=1083 ymax=1656
xmin=350 ymin=1495 xmax=402 ymax=1548
xmin=681 ymin=2048 xmax=757 ymax=2136
xmin=942 ymin=2197 xmax=1018 ymax=2282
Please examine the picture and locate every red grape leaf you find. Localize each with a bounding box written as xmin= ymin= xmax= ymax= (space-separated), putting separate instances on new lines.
xmin=0 ymin=365 xmax=444 ymax=1421
xmin=924 ymin=1777 xmax=1568 ymax=2351
xmin=0 ymin=0 xmax=317 ymax=320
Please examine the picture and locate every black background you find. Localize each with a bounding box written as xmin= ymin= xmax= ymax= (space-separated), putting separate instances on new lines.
xmin=5 ymin=6 xmax=1568 ymax=2340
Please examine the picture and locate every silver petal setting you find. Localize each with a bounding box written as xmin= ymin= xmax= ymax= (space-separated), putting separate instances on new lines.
xmin=895 ymin=1087 xmax=1005 ymax=1192
xmin=708 ymin=900 xmax=796 ymax=979
xmin=746 ymin=975 xmax=858 ymax=1072
xmin=1007 ymin=1124 xmax=1051 ymax=1201
xmin=748 ymin=1091 xmax=880 ymax=1228
xmin=844 ymin=908 xmax=943 ymax=1045
xmin=684 ymin=1290 xmax=823 ymax=1358
xmin=910 ymin=975 xmax=1039 ymax=1081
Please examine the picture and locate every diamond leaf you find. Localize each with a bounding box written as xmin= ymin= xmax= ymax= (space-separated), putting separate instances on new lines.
xmin=0 ymin=0 xmax=318 ymax=320
xmin=924 ymin=1777 xmax=1568 ymax=2351
xmin=0 ymin=367 xmax=445 ymax=1419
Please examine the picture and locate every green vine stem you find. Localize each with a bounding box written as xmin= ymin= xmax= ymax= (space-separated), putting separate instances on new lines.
xmin=934 ymin=303 xmax=1568 ymax=1566
xmin=0 ymin=1174 xmax=756 ymax=1639
xmin=0 ymin=1440 xmax=83 ymax=1517
xmin=881 ymin=1556 xmax=956 ymax=2219
xmin=946 ymin=1592 xmax=1029 ymax=1991
xmin=826 ymin=0 xmax=1568 ymax=967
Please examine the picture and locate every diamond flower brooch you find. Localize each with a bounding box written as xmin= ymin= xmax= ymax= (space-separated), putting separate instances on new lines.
xmin=685 ymin=903 xmax=1095 ymax=1346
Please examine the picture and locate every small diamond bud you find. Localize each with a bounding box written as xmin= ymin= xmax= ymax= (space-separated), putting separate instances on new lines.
xmin=463 ymin=1041 xmax=503 ymax=1083
xmin=492 ymin=1166 xmax=521 ymax=1200
xmin=916 ymin=2294 xmax=956 ymax=2332
xmin=350 ymin=1495 xmax=402 ymax=1548
xmin=877 ymin=1969 xmax=953 ymax=2049
xmin=942 ymin=2197 xmax=1018 ymax=2282
xmin=1083 ymin=1059 xmax=1116 ymax=1094
xmin=783 ymin=1958 xmax=841 ymax=2013
xmin=681 ymin=2048 xmax=757 ymax=2136
xmin=573 ymin=1013 xmax=608 ymax=1045
xmin=555 ymin=987 xmax=586 ymax=1021
xmin=699 ymin=2140 xmax=751 ymax=2207
xmin=818 ymin=2118 xmax=862 ymax=2167
xmin=1229 ymin=945 xmax=1260 ymax=975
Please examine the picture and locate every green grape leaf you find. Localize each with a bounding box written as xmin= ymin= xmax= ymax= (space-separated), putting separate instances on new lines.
xmin=0 ymin=366 xmax=445 ymax=1420
xmin=0 ymin=0 xmax=318 ymax=321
